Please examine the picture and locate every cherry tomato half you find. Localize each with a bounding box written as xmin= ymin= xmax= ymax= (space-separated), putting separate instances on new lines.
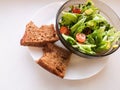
xmin=60 ymin=26 xmax=70 ymax=35
xmin=76 ymin=33 xmax=86 ymax=43
xmin=72 ymin=8 xmax=81 ymax=14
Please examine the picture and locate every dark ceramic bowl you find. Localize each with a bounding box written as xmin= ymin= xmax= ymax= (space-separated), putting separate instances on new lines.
xmin=56 ymin=0 xmax=120 ymax=58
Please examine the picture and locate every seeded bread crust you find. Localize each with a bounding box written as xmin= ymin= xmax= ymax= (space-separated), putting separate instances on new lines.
xmin=20 ymin=21 xmax=59 ymax=47
xmin=37 ymin=43 xmax=71 ymax=78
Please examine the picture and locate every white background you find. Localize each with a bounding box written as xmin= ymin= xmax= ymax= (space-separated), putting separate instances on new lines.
xmin=0 ymin=0 xmax=120 ymax=90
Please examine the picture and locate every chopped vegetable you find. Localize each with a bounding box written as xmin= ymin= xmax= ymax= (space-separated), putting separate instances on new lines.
xmin=72 ymin=7 xmax=81 ymax=14
xmin=60 ymin=12 xmax=78 ymax=26
xmin=60 ymin=26 xmax=70 ymax=35
xmin=70 ymin=16 xmax=86 ymax=34
xmin=76 ymin=33 xmax=86 ymax=43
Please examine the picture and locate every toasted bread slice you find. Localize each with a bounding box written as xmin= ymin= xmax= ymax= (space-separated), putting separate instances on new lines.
xmin=20 ymin=21 xmax=59 ymax=47
xmin=37 ymin=43 xmax=71 ymax=78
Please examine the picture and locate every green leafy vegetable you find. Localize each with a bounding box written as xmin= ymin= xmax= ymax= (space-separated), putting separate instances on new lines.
xmin=61 ymin=12 xmax=78 ymax=26
xmin=71 ymin=16 xmax=86 ymax=34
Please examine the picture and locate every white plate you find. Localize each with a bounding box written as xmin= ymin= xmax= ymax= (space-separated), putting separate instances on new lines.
xmin=28 ymin=2 xmax=108 ymax=80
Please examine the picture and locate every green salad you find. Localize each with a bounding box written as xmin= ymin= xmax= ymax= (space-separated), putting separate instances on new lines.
xmin=59 ymin=0 xmax=120 ymax=55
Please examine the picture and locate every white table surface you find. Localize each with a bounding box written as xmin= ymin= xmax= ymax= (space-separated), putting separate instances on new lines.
xmin=0 ymin=0 xmax=120 ymax=90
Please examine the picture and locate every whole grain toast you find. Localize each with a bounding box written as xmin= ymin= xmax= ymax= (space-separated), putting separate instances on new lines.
xmin=20 ymin=21 xmax=59 ymax=47
xmin=37 ymin=43 xmax=71 ymax=78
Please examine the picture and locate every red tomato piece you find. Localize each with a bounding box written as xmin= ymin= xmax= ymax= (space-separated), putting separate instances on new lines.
xmin=60 ymin=26 xmax=70 ymax=35
xmin=76 ymin=33 xmax=86 ymax=43
xmin=72 ymin=8 xmax=81 ymax=14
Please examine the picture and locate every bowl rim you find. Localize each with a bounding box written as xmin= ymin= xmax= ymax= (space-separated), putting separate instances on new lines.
xmin=56 ymin=0 xmax=120 ymax=58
